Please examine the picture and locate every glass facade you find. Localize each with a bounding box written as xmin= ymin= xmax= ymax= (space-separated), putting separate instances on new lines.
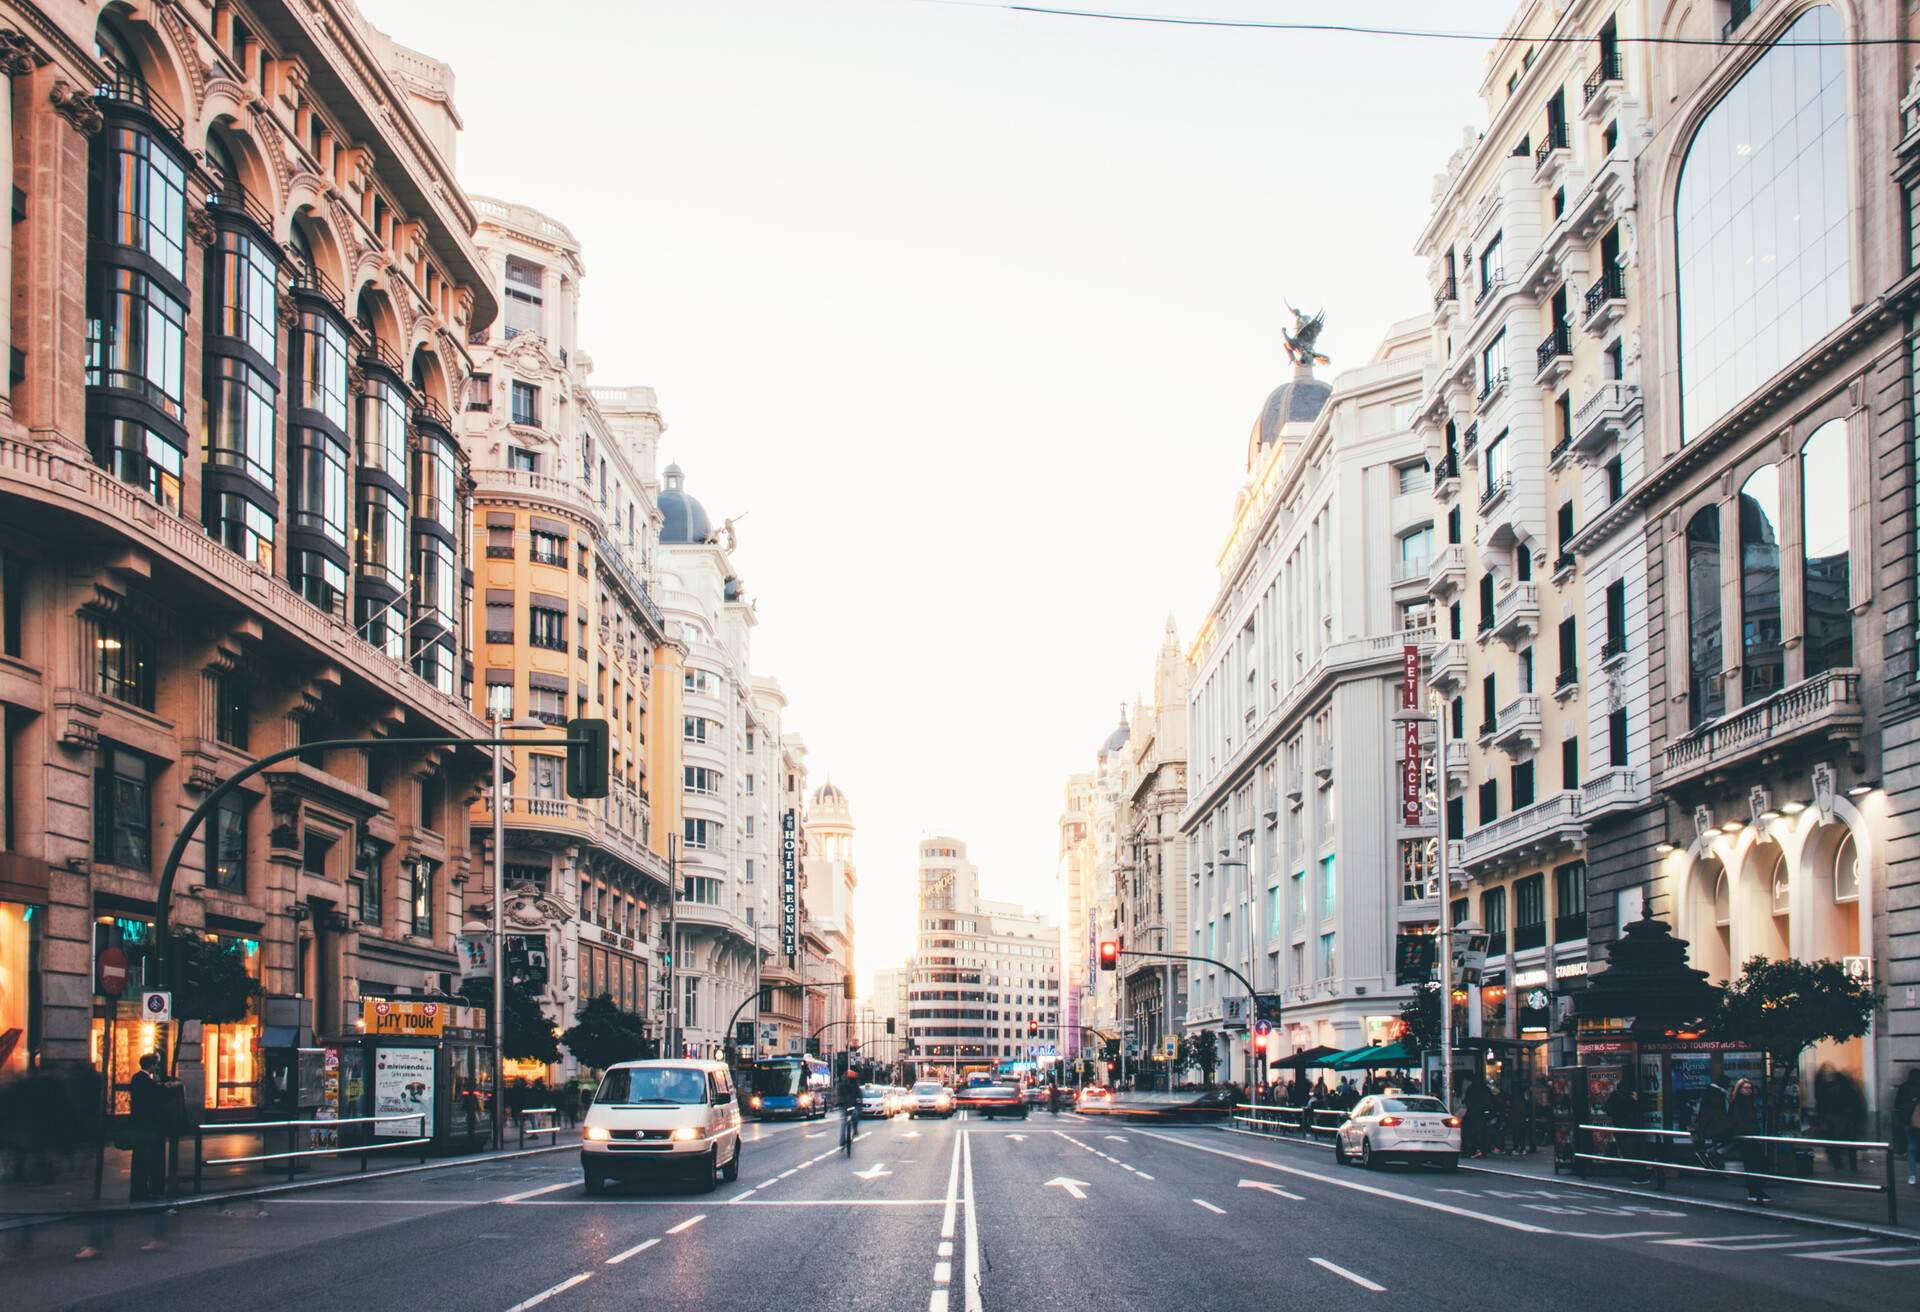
xmin=1686 ymin=506 xmax=1724 ymax=725
xmin=1800 ymin=420 xmax=1852 ymax=675
xmin=212 ymin=227 xmax=277 ymax=359
xmin=293 ymin=310 xmax=350 ymax=430
xmin=1675 ymin=6 xmax=1849 ymax=444
xmin=205 ymin=355 xmax=276 ymax=485
xmin=1738 ymin=465 xmax=1784 ymax=697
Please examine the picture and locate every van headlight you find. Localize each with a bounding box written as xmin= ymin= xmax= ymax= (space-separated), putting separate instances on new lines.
xmin=583 ymin=1126 xmax=611 ymax=1142
xmin=797 ymin=1093 xmax=813 ymax=1108
xmin=670 ymin=1126 xmax=700 ymax=1141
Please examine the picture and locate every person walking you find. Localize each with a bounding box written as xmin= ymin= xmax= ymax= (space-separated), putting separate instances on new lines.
xmin=1813 ymin=1064 xmax=1864 ymax=1172
xmin=1892 ymin=1067 xmax=1920 ymax=1187
xmin=1462 ymin=1075 xmax=1495 ymax=1159
xmin=1728 ymin=1077 xmax=1771 ymax=1204
xmin=127 ymin=1052 xmax=167 ymax=1202
xmin=1603 ymin=1074 xmax=1650 ymax=1184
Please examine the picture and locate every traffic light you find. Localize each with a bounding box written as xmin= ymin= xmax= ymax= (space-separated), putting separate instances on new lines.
xmin=885 ymin=1017 xmax=896 ymax=1035
xmin=1027 ymin=1019 xmax=1038 ymax=1037
xmin=565 ymin=717 xmax=610 ymax=799
xmin=843 ymin=973 xmax=856 ymax=1001
xmin=1098 ymin=940 xmax=1119 ymax=971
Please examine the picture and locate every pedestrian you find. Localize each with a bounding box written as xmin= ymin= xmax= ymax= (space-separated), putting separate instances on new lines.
xmin=1728 ymin=1077 xmax=1771 ymax=1204
xmin=1508 ymin=1079 xmax=1536 ymax=1154
xmin=1891 ymin=1068 xmax=1920 ymax=1187
xmin=127 ymin=1052 xmax=166 ymax=1201
xmin=1462 ymin=1075 xmax=1495 ymax=1159
xmin=561 ymin=1081 xmax=580 ymax=1128
xmin=1813 ymin=1064 xmax=1864 ymax=1172
xmin=1603 ymin=1074 xmax=1649 ymax=1183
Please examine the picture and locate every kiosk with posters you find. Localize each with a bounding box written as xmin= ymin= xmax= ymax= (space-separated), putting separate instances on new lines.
xmin=342 ymin=994 xmax=494 ymax=1153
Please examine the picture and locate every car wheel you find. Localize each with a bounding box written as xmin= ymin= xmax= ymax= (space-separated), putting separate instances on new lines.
xmin=1360 ymin=1139 xmax=1376 ymax=1170
xmin=583 ymin=1171 xmax=604 ymax=1194
xmin=1333 ymin=1137 xmax=1350 ymax=1166
xmin=721 ymin=1139 xmax=741 ymax=1183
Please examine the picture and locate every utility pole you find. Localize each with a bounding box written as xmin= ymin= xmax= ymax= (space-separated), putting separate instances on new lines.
xmin=1434 ymin=689 xmax=1455 ymax=1113
xmin=491 ymin=711 xmax=507 ymax=1150
xmin=666 ymin=832 xmax=679 ymax=1060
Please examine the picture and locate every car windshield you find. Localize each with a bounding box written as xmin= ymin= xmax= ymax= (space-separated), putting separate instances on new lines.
xmin=913 ymin=1082 xmax=944 ymax=1094
xmin=596 ymin=1067 xmax=708 ymax=1105
xmin=748 ymin=1065 xmax=805 ymax=1096
xmin=1382 ymin=1097 xmax=1448 ymax=1114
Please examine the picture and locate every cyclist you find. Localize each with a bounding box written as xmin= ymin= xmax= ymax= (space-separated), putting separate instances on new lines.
xmin=1048 ymin=1080 xmax=1063 ymax=1116
xmin=838 ymin=1067 xmax=862 ymax=1155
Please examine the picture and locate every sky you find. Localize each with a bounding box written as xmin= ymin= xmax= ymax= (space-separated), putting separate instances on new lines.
xmin=362 ymin=0 xmax=1513 ymax=991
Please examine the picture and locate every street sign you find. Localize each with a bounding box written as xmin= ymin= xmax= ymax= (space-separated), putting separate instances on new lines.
xmin=781 ymin=810 xmax=799 ymax=958
xmin=141 ymin=990 xmax=172 ymax=1022
xmin=98 ymin=947 xmax=129 ymax=997
xmin=1253 ymin=1018 xmax=1272 ymax=1039
xmin=1395 ymin=932 xmax=1438 ymax=986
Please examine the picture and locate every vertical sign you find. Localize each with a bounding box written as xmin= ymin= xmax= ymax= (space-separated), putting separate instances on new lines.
xmin=1400 ymin=649 xmax=1424 ymax=825
xmin=781 ymin=809 xmax=799 ymax=960
xmin=1401 ymin=643 xmax=1421 ymax=710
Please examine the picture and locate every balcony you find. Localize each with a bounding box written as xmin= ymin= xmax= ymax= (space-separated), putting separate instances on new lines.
xmin=1490 ymin=693 xmax=1542 ymax=754
xmin=1491 ymin=583 xmax=1539 ymax=646
xmin=1581 ymin=765 xmax=1649 ymax=821
xmin=1601 ymin=634 xmax=1629 ymax=668
xmin=1572 ymin=381 xmax=1642 ymax=460
xmin=1428 ymin=640 xmax=1467 ymax=694
xmin=1583 ymin=265 xmax=1627 ymax=335
xmin=1532 ymin=121 xmax=1571 ymax=184
xmin=1555 ymin=911 xmax=1589 ymax=943
xmin=1548 ymin=433 xmax=1574 ymax=471
xmin=473 ymin=794 xmax=665 ymax=888
xmin=1552 ymin=664 xmax=1579 ymax=701
xmin=1475 ymin=271 xmax=1505 ymax=314
xmin=1460 ymin=790 xmax=1584 ymax=873
xmin=1433 ymin=276 xmax=1459 ymax=314
xmin=1427 ymin=544 xmax=1465 ymax=598
xmin=1565 ymin=155 xmax=1632 ymax=241
xmin=1479 ymin=472 xmax=1513 ymax=517
xmin=1581 ymin=50 xmax=1623 ymax=121
xmin=1535 ymin=327 xmax=1572 ymax=386
xmin=1477 ymin=367 xmax=1510 ymax=409
xmin=1660 ymin=668 xmax=1863 ymax=787
xmin=1444 ymin=740 xmax=1469 ymax=784
xmin=1461 ymin=423 xmax=1481 ymax=468
xmin=1552 ymin=548 xmax=1576 ymax=583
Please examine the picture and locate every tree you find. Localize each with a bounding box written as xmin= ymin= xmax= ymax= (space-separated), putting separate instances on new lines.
xmin=1398 ymin=983 xmax=1444 ymax=1059
xmin=561 ymin=993 xmax=651 ymax=1072
xmin=1710 ymin=956 xmax=1880 ymax=1128
xmin=174 ymin=933 xmax=261 ymax=1024
xmin=461 ymin=978 xmax=559 ymax=1066
xmin=1181 ymin=1031 xmax=1220 ymax=1087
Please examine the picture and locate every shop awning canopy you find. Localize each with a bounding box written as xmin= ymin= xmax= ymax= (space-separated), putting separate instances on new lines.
xmin=1326 ymin=1041 xmax=1420 ymax=1070
xmin=1268 ymin=1044 xmax=1344 ymax=1070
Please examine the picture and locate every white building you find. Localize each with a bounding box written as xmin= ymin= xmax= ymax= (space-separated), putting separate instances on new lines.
xmin=1057 ymin=773 xmax=1095 ymax=1062
xmin=1181 ymin=319 xmax=1439 ymax=1082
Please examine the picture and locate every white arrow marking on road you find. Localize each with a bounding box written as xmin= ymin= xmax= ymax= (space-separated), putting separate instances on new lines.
xmin=1006 ymin=1134 xmax=1027 ymax=1142
xmin=897 ymin=1131 xmax=921 ymax=1139
xmin=1310 ymin=1257 xmax=1385 ymax=1292
xmin=1239 ymin=1179 xmax=1305 ymax=1201
xmin=1045 ymin=1177 xmax=1091 ymax=1201
xmin=1104 ymin=1135 xmax=1128 ymax=1142
xmin=805 ymin=1132 xmax=826 ymax=1139
xmin=853 ymin=1161 xmax=893 ymax=1180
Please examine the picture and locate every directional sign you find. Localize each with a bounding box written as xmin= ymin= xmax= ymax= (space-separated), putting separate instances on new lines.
xmin=1253 ymin=1018 xmax=1272 ymax=1039
xmin=852 ymin=1161 xmax=892 ymax=1180
xmin=1238 ymin=1178 xmax=1305 ymax=1201
xmin=1006 ymin=1134 xmax=1027 ymax=1142
xmin=1045 ymin=1177 xmax=1091 ymax=1200
xmin=141 ymin=991 xmax=172 ymax=1022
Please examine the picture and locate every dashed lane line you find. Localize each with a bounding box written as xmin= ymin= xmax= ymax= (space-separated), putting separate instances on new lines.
xmin=503 ymin=1272 xmax=593 ymax=1311
xmin=604 ymin=1238 xmax=659 ymax=1266
xmin=1311 ymin=1257 xmax=1385 ymax=1292
xmin=665 ymin=1214 xmax=706 ymax=1234
xmin=1193 ymin=1199 xmax=1225 ymax=1215
xmin=494 ymin=1181 xmax=575 ymax=1204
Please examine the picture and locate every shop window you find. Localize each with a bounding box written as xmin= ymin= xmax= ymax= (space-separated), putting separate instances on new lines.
xmin=0 ymin=897 xmax=41 ymax=1075
xmin=93 ymin=746 xmax=152 ymax=869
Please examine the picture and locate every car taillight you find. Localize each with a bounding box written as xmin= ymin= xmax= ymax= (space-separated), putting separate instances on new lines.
xmin=1377 ymin=1116 xmax=1402 ymax=1127
xmin=1444 ymin=1116 xmax=1461 ymax=1127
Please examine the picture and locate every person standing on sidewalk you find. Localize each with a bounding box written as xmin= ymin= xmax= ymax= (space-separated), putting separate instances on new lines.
xmin=127 ymin=1053 xmax=167 ymax=1201
xmin=1728 ymin=1078 xmax=1772 ymax=1204
xmin=1893 ymin=1067 xmax=1920 ymax=1186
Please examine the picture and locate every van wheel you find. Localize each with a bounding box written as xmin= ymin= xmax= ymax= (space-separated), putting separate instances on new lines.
xmin=583 ymin=1172 xmax=604 ymax=1194
xmin=694 ymin=1150 xmax=719 ymax=1193
xmin=721 ymin=1139 xmax=741 ymax=1183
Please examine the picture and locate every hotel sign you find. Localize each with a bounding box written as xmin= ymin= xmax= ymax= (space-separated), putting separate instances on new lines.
xmin=782 ymin=808 xmax=799 ymax=959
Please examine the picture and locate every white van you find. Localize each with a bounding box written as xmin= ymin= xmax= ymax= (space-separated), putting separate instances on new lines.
xmin=580 ymin=1059 xmax=743 ymax=1193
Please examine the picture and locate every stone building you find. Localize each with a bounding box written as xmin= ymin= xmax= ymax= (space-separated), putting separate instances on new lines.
xmin=1056 ymin=771 xmax=1094 ymax=1062
xmin=1115 ymin=621 xmax=1189 ymax=1076
xmin=1182 ymin=318 xmax=1437 ymax=1083
xmin=0 ymin=0 xmax=494 ymax=1109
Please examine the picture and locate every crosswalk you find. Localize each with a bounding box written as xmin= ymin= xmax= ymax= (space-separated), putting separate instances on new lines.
xmin=1651 ymin=1233 xmax=1920 ymax=1266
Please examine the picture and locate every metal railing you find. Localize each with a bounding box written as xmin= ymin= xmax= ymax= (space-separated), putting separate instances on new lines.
xmin=1573 ymin=1124 xmax=1899 ymax=1225
xmin=1585 ymin=265 xmax=1626 ymax=321
xmin=1433 ymin=276 xmax=1458 ymax=310
xmin=1230 ymin=1103 xmax=1348 ymax=1140
xmin=1583 ymin=50 xmax=1622 ymax=107
xmin=191 ymin=1113 xmax=428 ymax=1191
xmin=517 ymin=1106 xmax=563 ymax=1148
xmin=1534 ymin=120 xmax=1570 ymax=170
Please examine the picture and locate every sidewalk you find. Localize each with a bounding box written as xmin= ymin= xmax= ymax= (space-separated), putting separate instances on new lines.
xmin=0 ymin=1128 xmax=571 ymax=1226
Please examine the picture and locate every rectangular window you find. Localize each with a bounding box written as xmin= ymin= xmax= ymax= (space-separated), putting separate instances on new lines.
xmin=528 ymin=685 xmax=564 ymax=724
xmin=485 ymin=600 xmax=513 ymax=643
xmin=1289 ymin=870 xmax=1306 ymax=926
xmin=407 ymin=859 xmax=436 ymax=937
xmin=0 ymin=552 xmax=22 ymax=658
xmin=508 ymin=447 xmax=538 ymax=474
xmin=1555 ymin=861 xmax=1588 ymax=941
xmin=530 ymin=754 xmax=562 ymax=800
xmin=210 ymin=793 xmax=247 ymax=892
xmin=529 ymin=529 xmax=565 ymax=565
xmin=1450 ymin=695 xmax=1465 ymax=741
xmin=487 ymin=521 xmax=514 ymax=559
xmin=1562 ymin=735 xmax=1580 ymax=790
xmin=511 ymin=380 xmax=539 ymax=427
xmin=1449 ymin=600 xmax=1462 ymax=641
xmin=1608 ymin=707 xmax=1628 ymax=768
xmin=1477 ymin=778 xmax=1498 ymax=827
xmin=1479 ymin=232 xmax=1503 ymax=292
xmin=1511 ymin=759 xmax=1534 ymax=809
xmin=1605 ymin=579 xmax=1627 ymax=657
xmin=683 ymin=817 xmax=720 ymax=849
xmin=684 ymin=716 xmax=710 ymax=744
xmin=1480 ymin=332 xmax=1506 ymax=396
xmin=529 ymin=606 xmax=567 ymax=650
xmin=503 ymin=258 xmax=544 ymax=339
xmin=1318 ymin=853 xmax=1336 ymax=921
xmin=1447 ymin=504 xmax=1461 ymax=545
xmin=1484 ymin=430 xmax=1510 ymax=484
xmin=466 ymin=371 xmax=492 ymax=411
xmin=1557 ymin=616 xmax=1577 ymax=685
xmin=1316 ymin=931 xmax=1336 ymax=981
xmin=1481 ymin=674 xmax=1497 ymax=735
xmin=93 ymin=746 xmax=151 ymax=869
xmin=1399 ymin=839 xmax=1433 ymax=903
xmin=1605 ymin=456 xmax=1624 ymax=503
xmin=93 ymin=614 xmax=154 ymax=710
xmin=744 ymin=773 xmax=755 ymax=796
xmin=1396 ymin=463 xmax=1428 ymax=495
xmin=355 ymin=837 xmax=386 ymax=925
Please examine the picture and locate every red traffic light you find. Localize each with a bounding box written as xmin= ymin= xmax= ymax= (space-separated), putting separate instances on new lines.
xmin=1098 ymin=940 xmax=1119 ymax=972
xmin=1027 ymin=1019 xmax=1038 ymax=1036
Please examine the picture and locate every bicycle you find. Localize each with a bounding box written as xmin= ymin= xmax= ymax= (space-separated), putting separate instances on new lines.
xmin=840 ymin=1105 xmax=857 ymax=1157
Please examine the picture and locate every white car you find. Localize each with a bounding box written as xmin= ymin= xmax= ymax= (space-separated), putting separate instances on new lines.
xmin=580 ymin=1059 xmax=744 ymax=1193
xmin=909 ymin=1080 xmax=956 ymax=1118
xmin=889 ymin=1085 xmax=913 ymax=1115
xmin=859 ymin=1083 xmax=895 ymax=1118
xmin=1332 ymin=1094 xmax=1460 ymax=1170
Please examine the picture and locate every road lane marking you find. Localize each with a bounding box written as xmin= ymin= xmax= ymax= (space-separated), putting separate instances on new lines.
xmin=933 ymin=1261 xmax=951 ymax=1283
xmin=758 ymin=1179 xmax=780 ymax=1188
xmin=605 ymin=1238 xmax=659 ymax=1265
xmin=938 ymin=1241 xmax=953 ymax=1257
xmin=1193 ymin=1199 xmax=1225 ymax=1214
xmin=1311 ymin=1257 xmax=1385 ymax=1292
xmin=853 ymin=1161 xmax=893 ymax=1179
xmin=941 ymin=1132 xmax=963 ymax=1240
xmin=1136 ymin=1130 xmax=1554 ymax=1235
xmin=1136 ymin=1173 xmax=1154 ymax=1180
xmin=1105 ymin=1136 xmax=1128 ymax=1142
xmin=502 ymin=1197 xmax=952 ymax=1206
xmin=732 ymin=1189 xmax=759 ymax=1201
xmin=1239 ymin=1179 xmax=1305 ymax=1202
xmin=962 ymin=1131 xmax=983 ymax=1312
xmin=1653 ymin=1234 xmax=1838 ymax=1250
xmin=1045 ymin=1177 xmax=1091 ymax=1200
xmin=929 ymin=1294 xmax=949 ymax=1312
xmin=495 ymin=1181 xmax=574 ymax=1203
xmin=666 ymin=1214 xmax=706 ymax=1234
xmin=504 ymin=1273 xmax=592 ymax=1311
xmin=1791 ymin=1246 xmax=1920 ymax=1266
xmin=779 ymin=1169 xmax=797 ymax=1178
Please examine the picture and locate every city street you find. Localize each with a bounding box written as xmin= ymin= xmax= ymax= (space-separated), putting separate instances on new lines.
xmin=8 ymin=1114 xmax=1916 ymax=1311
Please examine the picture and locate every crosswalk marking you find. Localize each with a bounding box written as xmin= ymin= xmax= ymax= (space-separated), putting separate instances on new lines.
xmin=1790 ymin=1245 xmax=1920 ymax=1267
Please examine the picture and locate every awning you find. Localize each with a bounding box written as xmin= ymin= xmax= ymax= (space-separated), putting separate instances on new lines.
xmin=1268 ymin=1044 xmax=1344 ymax=1070
xmin=1326 ymin=1041 xmax=1420 ymax=1070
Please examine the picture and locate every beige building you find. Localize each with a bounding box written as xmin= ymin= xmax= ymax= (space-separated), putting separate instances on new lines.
xmin=1056 ymin=772 xmax=1095 ymax=1061
xmin=801 ymin=780 xmax=857 ymax=1057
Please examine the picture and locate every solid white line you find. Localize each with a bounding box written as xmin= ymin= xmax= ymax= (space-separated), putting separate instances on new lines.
xmin=510 ymin=1197 xmax=952 ymax=1207
xmin=1311 ymin=1257 xmax=1385 ymax=1292
xmin=1136 ymin=1130 xmax=1553 ymax=1235
xmin=1193 ymin=1199 xmax=1225 ymax=1215
xmin=504 ymin=1272 xmax=592 ymax=1311
xmin=962 ymin=1131 xmax=983 ymax=1312
xmin=941 ymin=1132 xmax=963 ymax=1241
xmin=495 ymin=1180 xmax=575 ymax=1204
xmin=604 ymin=1238 xmax=659 ymax=1266
xmin=1791 ymin=1246 xmax=1920 ymax=1265
xmin=666 ymin=1214 xmax=706 ymax=1234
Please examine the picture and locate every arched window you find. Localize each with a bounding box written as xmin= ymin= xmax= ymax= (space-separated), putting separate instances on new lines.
xmin=1739 ymin=465 xmax=1783 ymax=697
xmin=1832 ymin=832 xmax=1859 ymax=903
xmin=94 ymin=20 xmax=143 ymax=91
xmin=1674 ymin=5 xmax=1849 ymax=444
xmin=1686 ymin=506 xmax=1724 ymax=726
xmin=1800 ymin=419 xmax=1852 ymax=675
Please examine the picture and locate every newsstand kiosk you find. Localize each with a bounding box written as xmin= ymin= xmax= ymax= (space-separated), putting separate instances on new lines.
xmin=332 ymin=994 xmax=495 ymax=1154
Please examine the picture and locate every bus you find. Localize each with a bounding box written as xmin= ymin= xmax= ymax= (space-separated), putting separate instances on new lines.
xmin=741 ymin=1055 xmax=829 ymax=1120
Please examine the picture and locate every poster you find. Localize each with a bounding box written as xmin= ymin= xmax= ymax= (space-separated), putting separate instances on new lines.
xmin=373 ymin=1046 xmax=435 ymax=1138
xmin=314 ymin=1046 xmax=341 ymax=1149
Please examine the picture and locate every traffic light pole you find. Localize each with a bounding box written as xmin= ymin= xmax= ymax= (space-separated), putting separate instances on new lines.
xmin=1114 ymin=947 xmax=1264 ymax=1102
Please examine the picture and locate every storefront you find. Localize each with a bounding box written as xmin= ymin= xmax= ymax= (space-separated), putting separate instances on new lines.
xmin=337 ymin=995 xmax=495 ymax=1153
xmin=0 ymin=892 xmax=42 ymax=1075
xmin=198 ymin=931 xmax=262 ymax=1112
xmin=90 ymin=913 xmax=161 ymax=1115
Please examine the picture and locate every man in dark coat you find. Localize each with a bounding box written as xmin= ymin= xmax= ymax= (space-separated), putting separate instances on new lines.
xmin=128 ymin=1052 xmax=167 ymax=1201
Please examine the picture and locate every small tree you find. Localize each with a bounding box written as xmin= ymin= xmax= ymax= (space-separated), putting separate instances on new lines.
xmin=1182 ymin=1031 xmax=1220 ymax=1087
xmin=174 ymin=933 xmax=261 ymax=1024
xmin=1710 ymin=956 xmax=1880 ymax=1128
xmin=461 ymin=978 xmax=559 ymax=1066
xmin=1398 ymin=983 xmax=1444 ymax=1060
xmin=562 ymin=993 xmax=650 ymax=1072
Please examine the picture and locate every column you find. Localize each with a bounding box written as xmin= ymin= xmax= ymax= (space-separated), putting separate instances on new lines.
xmin=0 ymin=44 xmax=20 ymax=421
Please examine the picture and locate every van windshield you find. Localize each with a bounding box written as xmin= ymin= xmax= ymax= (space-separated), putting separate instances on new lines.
xmin=595 ymin=1067 xmax=708 ymax=1105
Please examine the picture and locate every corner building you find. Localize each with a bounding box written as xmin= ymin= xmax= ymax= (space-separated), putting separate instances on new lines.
xmin=1182 ymin=321 xmax=1437 ymax=1081
xmin=0 ymin=1 xmax=495 ymax=1105
xmin=1413 ymin=0 xmax=1642 ymax=1079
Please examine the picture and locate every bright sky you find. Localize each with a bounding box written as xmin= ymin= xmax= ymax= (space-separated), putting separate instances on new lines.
xmin=363 ymin=0 xmax=1512 ymax=991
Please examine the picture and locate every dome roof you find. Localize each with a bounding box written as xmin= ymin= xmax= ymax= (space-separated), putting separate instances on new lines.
xmin=1102 ymin=708 xmax=1130 ymax=755
xmin=813 ymin=779 xmax=847 ymax=808
xmin=659 ymin=463 xmax=713 ymax=544
xmin=1251 ymin=364 xmax=1332 ymax=450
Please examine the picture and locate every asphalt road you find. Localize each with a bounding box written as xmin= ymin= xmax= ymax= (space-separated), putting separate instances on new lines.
xmin=6 ymin=1111 xmax=1916 ymax=1311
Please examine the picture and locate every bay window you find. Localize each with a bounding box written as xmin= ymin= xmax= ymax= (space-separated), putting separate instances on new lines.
xmin=204 ymin=356 xmax=276 ymax=486
xmin=1738 ymin=465 xmax=1783 ymax=697
xmin=1799 ymin=420 xmax=1852 ymax=675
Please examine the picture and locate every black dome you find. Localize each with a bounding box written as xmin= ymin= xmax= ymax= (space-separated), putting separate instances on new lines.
xmin=659 ymin=463 xmax=712 ymax=544
xmin=1253 ymin=364 xmax=1332 ymax=448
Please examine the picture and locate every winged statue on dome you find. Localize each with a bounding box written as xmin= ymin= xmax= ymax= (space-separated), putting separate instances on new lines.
xmin=1283 ymin=303 xmax=1330 ymax=367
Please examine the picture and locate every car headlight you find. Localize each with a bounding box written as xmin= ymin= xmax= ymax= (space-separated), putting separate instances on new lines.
xmin=797 ymin=1093 xmax=813 ymax=1107
xmin=749 ymin=1095 xmax=762 ymax=1108
xmin=583 ymin=1126 xmax=611 ymax=1142
xmin=670 ymin=1126 xmax=700 ymax=1141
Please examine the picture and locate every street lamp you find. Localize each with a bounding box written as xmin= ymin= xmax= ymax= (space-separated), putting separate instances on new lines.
xmin=490 ymin=713 xmax=547 ymax=1150
xmin=1216 ymin=852 xmax=1252 ymax=1098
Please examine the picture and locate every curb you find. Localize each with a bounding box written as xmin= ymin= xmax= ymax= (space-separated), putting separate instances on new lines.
xmin=0 ymin=1141 xmax=574 ymax=1233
